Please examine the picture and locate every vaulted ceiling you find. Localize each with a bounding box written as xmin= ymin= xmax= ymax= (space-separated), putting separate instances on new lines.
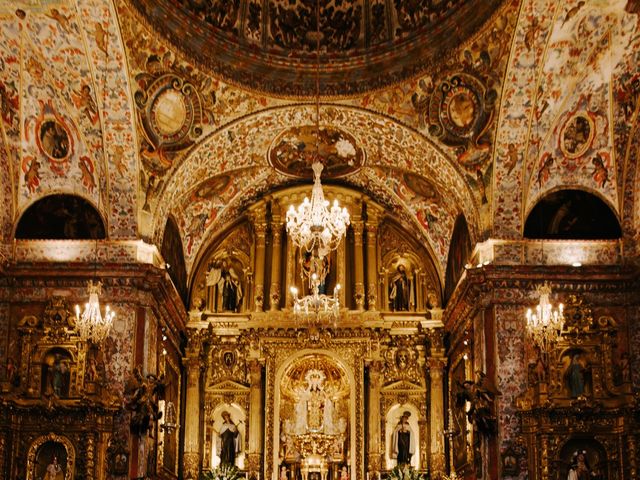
xmin=1 ymin=0 xmax=639 ymax=286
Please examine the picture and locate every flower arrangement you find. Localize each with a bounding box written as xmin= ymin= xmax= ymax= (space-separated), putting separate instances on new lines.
xmin=386 ymin=465 xmax=430 ymax=480
xmin=200 ymin=464 xmax=242 ymax=480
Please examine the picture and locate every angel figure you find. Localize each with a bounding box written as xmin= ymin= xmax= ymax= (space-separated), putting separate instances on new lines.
xmin=456 ymin=371 xmax=500 ymax=437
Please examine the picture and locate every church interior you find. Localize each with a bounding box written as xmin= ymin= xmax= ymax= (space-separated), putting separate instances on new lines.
xmin=0 ymin=0 xmax=640 ymax=479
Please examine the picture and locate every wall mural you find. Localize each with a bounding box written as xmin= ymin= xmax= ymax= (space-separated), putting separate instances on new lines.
xmin=269 ymin=125 xmax=364 ymax=179
xmin=156 ymin=106 xmax=476 ymax=275
xmin=492 ymin=0 xmax=640 ymax=239
xmin=15 ymin=194 xmax=106 ymax=240
xmin=0 ymin=0 xmax=139 ymax=240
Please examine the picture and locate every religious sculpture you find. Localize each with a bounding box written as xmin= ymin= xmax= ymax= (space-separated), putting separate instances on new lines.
xmin=389 ymin=264 xmax=411 ymax=311
xmin=124 ymin=366 xmax=166 ymax=436
xmin=455 ymin=372 xmax=499 ymax=437
xmin=391 ymin=411 xmax=415 ymax=466
xmin=45 ymin=455 xmax=63 ymax=480
xmin=567 ymin=450 xmax=591 ymax=480
xmin=218 ymin=411 xmax=242 ymax=466
xmin=207 ymin=260 xmax=243 ymax=312
xmin=293 ymin=369 xmax=335 ymax=435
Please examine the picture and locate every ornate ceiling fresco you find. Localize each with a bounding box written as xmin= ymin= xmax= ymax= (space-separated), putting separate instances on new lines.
xmin=126 ymin=0 xmax=504 ymax=96
xmin=492 ymin=0 xmax=640 ymax=247
xmin=0 ymin=0 xmax=138 ymax=242
xmin=1 ymin=0 xmax=640 ymax=286
xmin=154 ymin=105 xmax=473 ymax=274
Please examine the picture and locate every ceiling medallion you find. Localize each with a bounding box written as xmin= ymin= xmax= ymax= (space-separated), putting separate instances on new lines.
xmin=413 ymin=72 xmax=497 ymax=170
xmin=269 ymin=125 xmax=364 ymax=179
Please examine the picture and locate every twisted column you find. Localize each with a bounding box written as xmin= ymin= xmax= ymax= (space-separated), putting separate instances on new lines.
xmin=270 ymin=203 xmax=283 ymax=311
xmin=428 ymin=329 xmax=446 ymax=476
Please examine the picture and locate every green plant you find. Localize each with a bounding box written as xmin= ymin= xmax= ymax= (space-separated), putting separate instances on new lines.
xmin=386 ymin=465 xmax=430 ymax=480
xmin=200 ymin=464 xmax=242 ymax=480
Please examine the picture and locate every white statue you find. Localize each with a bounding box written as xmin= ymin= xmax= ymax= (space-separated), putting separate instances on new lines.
xmin=292 ymin=369 xmax=336 ymax=435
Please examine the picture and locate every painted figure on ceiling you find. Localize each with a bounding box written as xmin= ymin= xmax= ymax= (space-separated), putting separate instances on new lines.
xmin=219 ymin=411 xmax=241 ymax=466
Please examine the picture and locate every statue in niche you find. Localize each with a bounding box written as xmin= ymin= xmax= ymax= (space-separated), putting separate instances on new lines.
xmin=207 ymin=259 xmax=243 ymax=312
xmin=391 ymin=411 xmax=415 ymax=466
xmin=389 ymin=264 xmax=412 ymax=311
xmin=293 ymin=369 xmax=335 ymax=434
xmin=563 ymin=353 xmax=588 ymax=398
xmin=218 ymin=410 xmax=242 ymax=466
xmin=567 ymin=450 xmax=592 ymax=480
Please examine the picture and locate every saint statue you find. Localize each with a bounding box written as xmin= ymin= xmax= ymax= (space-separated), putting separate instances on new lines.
xmin=389 ymin=264 xmax=411 ymax=311
xmin=565 ymin=354 xmax=586 ymax=398
xmin=292 ymin=369 xmax=335 ymax=435
xmin=391 ymin=411 xmax=416 ymax=466
xmin=567 ymin=451 xmax=591 ymax=480
xmin=207 ymin=260 xmax=243 ymax=312
xmin=218 ymin=411 xmax=241 ymax=466
xmin=45 ymin=455 xmax=63 ymax=480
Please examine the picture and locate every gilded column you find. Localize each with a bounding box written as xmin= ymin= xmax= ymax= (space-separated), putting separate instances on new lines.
xmin=352 ymin=219 xmax=365 ymax=310
xmin=428 ymin=329 xmax=446 ymax=476
xmin=365 ymin=213 xmax=379 ymax=310
xmin=183 ymin=330 xmax=203 ymax=480
xmin=285 ymin=233 xmax=295 ymax=308
xmin=367 ymin=361 xmax=383 ymax=473
xmin=540 ymin=435 xmax=550 ymax=480
xmin=627 ymin=434 xmax=637 ymax=480
xmin=247 ymin=360 xmax=264 ymax=478
xmin=270 ymin=202 xmax=283 ymax=311
xmin=415 ymin=268 xmax=424 ymax=312
xmin=337 ymin=239 xmax=346 ymax=306
xmin=252 ymin=216 xmax=268 ymax=312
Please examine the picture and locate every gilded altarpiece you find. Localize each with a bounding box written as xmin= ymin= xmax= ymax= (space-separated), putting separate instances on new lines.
xmin=203 ymin=332 xmax=251 ymax=470
xmin=263 ymin=330 xmax=368 ymax=480
xmin=517 ymin=295 xmax=638 ymax=480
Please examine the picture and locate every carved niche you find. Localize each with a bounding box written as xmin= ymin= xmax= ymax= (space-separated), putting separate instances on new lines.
xmin=190 ymin=222 xmax=254 ymax=313
xmin=378 ymin=222 xmax=441 ymax=312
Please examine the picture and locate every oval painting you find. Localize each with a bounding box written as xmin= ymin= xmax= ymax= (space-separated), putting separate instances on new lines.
xmin=560 ymin=114 xmax=594 ymax=159
xmin=39 ymin=120 xmax=70 ymax=160
xmin=269 ymin=125 xmax=364 ymax=179
xmin=403 ymin=172 xmax=438 ymax=201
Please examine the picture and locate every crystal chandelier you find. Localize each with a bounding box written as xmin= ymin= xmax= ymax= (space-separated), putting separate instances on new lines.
xmin=75 ymin=280 xmax=114 ymax=343
xmin=286 ymin=0 xmax=348 ymax=324
xmin=290 ymin=273 xmax=341 ymax=324
xmin=286 ymin=161 xmax=350 ymax=259
xmin=525 ymin=282 xmax=563 ymax=353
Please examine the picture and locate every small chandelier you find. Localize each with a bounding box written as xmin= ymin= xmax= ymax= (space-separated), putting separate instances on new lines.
xmin=286 ymin=161 xmax=350 ymax=259
xmin=75 ymin=280 xmax=114 ymax=343
xmin=290 ymin=272 xmax=341 ymax=325
xmin=525 ymin=282 xmax=563 ymax=352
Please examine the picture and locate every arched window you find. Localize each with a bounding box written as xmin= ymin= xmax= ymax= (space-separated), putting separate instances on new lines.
xmin=15 ymin=194 xmax=105 ymax=239
xmin=444 ymin=214 xmax=472 ymax=303
xmin=524 ymin=189 xmax=621 ymax=239
xmin=161 ymin=216 xmax=188 ymax=306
